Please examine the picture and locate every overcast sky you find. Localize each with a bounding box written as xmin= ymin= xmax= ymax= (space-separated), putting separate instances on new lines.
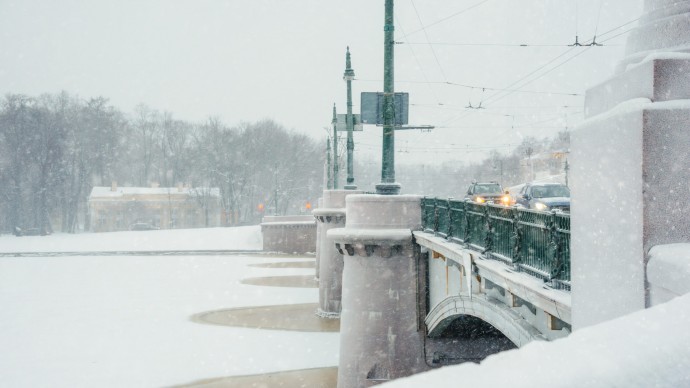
xmin=0 ymin=0 xmax=643 ymax=165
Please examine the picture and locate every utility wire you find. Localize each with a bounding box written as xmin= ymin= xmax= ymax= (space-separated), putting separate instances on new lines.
xmin=356 ymin=79 xmax=581 ymax=96
xmin=486 ymin=47 xmax=592 ymax=106
xmin=457 ymin=15 xmax=641 ymax=110
xmin=361 ymin=15 xmax=639 ymax=120
xmin=357 ymin=142 xmax=515 ymax=151
xmin=395 ymin=15 xmax=442 ymax=105
xmin=438 ymin=46 xmax=579 ymax=126
xmin=403 ymin=0 xmax=492 ymax=37
xmin=597 ymin=17 xmax=640 ymax=37
xmin=591 ymin=0 xmax=604 ymax=45
xmin=573 ymin=0 xmax=580 ymax=45
xmin=401 ymin=42 xmax=620 ymax=47
xmin=400 ymin=12 xmax=639 ymax=49
xmin=598 ymin=27 xmax=636 ymax=44
xmin=445 ymin=81 xmax=581 ymax=96
xmin=480 ymin=15 xmax=640 ymax=108
xmin=410 ymin=0 xmax=449 ymax=81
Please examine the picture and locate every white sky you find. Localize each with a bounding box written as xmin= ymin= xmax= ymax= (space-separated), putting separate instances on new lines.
xmin=0 ymin=0 xmax=643 ymax=164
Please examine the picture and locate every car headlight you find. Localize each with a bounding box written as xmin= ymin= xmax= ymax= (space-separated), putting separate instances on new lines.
xmin=476 ymin=196 xmax=485 ymax=203
xmin=501 ymin=195 xmax=511 ymax=205
xmin=534 ymin=202 xmax=548 ymax=211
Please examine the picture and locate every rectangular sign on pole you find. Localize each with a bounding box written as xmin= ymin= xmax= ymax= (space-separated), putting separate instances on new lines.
xmin=335 ymin=114 xmax=363 ymax=131
xmin=360 ymin=92 xmax=409 ymax=126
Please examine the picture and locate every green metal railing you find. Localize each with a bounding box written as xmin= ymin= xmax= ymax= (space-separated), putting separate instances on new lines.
xmin=421 ymin=197 xmax=571 ymax=288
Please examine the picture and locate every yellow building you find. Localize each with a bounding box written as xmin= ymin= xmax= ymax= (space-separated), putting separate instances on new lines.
xmin=88 ymin=183 xmax=221 ymax=232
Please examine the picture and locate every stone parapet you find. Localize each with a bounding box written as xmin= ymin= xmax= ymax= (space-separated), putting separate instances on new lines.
xmin=344 ymin=194 xmax=422 ymax=230
xmin=260 ymin=216 xmax=316 ymax=254
xmin=647 ymin=243 xmax=690 ymax=306
xmin=617 ymin=0 xmax=690 ymax=72
xmin=586 ymin=55 xmax=690 ymax=117
xmin=571 ymin=0 xmax=690 ymax=330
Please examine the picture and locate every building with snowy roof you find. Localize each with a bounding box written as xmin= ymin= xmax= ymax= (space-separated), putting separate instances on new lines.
xmin=88 ymin=183 xmax=221 ymax=232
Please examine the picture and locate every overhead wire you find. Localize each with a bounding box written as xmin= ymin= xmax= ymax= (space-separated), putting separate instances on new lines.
xmin=362 ymin=14 xmax=643 ymax=107
xmin=591 ymin=0 xmax=605 ymax=45
xmin=356 ymin=141 xmax=515 ymax=152
xmin=356 ymin=79 xmax=582 ymax=97
xmin=437 ymin=46 xmax=580 ymax=127
xmin=365 ymin=5 xmax=642 ymax=155
xmin=395 ymin=12 xmax=641 ymax=129
xmin=410 ymin=0 xmax=449 ymax=82
xmin=403 ymin=0 xmax=492 ymax=37
xmin=441 ymin=24 xmax=633 ymax=125
xmin=401 ymin=42 xmax=620 ymax=47
xmin=476 ymin=14 xmax=640 ymax=109
xmin=438 ymin=13 xmax=642 ymax=127
xmin=400 ymin=11 xmax=638 ymax=49
xmin=394 ymin=14 xmax=442 ymax=105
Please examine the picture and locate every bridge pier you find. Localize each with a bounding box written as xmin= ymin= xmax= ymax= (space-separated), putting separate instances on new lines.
xmin=330 ymin=194 xmax=429 ymax=387
xmin=313 ymin=190 xmax=363 ymax=317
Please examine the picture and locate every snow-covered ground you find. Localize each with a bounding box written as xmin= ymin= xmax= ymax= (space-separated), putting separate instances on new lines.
xmin=0 ymin=227 xmax=338 ymax=387
xmin=4 ymin=227 xmax=689 ymax=387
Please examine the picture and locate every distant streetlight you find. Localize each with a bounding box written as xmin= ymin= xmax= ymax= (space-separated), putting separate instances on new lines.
xmin=344 ymin=47 xmax=357 ymax=190
xmin=326 ymin=138 xmax=332 ymax=189
xmin=332 ymin=104 xmax=339 ymax=189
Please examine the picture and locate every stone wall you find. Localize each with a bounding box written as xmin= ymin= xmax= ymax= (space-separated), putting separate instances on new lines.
xmin=261 ymin=215 xmax=316 ymax=254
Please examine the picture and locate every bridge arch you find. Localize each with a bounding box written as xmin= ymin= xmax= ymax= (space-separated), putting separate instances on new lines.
xmin=426 ymin=295 xmax=545 ymax=347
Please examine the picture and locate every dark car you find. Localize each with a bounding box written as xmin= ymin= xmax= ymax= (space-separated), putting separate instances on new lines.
xmin=515 ymin=183 xmax=570 ymax=212
xmin=465 ymin=181 xmax=510 ymax=205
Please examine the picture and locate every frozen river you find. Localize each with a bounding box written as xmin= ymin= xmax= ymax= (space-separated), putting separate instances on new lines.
xmin=0 ymin=228 xmax=339 ymax=387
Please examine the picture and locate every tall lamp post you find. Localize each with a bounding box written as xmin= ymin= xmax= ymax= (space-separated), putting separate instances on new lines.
xmin=376 ymin=0 xmax=401 ymax=195
xmin=326 ymin=138 xmax=332 ymax=189
xmin=332 ymin=104 xmax=339 ymax=189
xmin=344 ymin=47 xmax=357 ymax=190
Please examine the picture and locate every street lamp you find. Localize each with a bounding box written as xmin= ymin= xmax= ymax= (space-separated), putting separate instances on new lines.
xmin=376 ymin=0 xmax=401 ymax=195
xmin=332 ymin=104 xmax=339 ymax=189
xmin=344 ymin=47 xmax=357 ymax=190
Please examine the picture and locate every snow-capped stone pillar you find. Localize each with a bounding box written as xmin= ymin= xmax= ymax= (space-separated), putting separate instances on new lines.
xmin=313 ymin=189 xmax=363 ymax=317
xmin=330 ymin=194 xmax=428 ymax=387
xmin=571 ymin=0 xmax=690 ymax=329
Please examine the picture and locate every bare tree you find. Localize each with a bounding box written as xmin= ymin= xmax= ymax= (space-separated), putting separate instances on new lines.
xmin=131 ymin=104 xmax=160 ymax=186
xmin=0 ymin=94 xmax=34 ymax=231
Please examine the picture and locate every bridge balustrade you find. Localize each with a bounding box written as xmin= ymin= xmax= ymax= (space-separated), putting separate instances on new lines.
xmin=421 ymin=197 xmax=570 ymax=288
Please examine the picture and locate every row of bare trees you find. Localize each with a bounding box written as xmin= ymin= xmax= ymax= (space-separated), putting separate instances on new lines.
xmin=0 ymin=92 xmax=324 ymax=233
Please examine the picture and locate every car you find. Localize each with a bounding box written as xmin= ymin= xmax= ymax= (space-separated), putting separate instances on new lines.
xmin=12 ymin=227 xmax=50 ymax=236
xmin=130 ymin=222 xmax=158 ymax=231
xmin=465 ymin=181 xmax=511 ymax=205
xmin=515 ymin=183 xmax=570 ymax=212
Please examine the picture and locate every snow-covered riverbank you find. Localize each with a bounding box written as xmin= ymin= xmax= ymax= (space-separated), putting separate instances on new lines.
xmin=0 ymin=227 xmax=338 ymax=387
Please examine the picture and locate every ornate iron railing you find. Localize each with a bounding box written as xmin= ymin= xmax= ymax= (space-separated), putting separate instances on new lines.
xmin=421 ymin=197 xmax=571 ymax=289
